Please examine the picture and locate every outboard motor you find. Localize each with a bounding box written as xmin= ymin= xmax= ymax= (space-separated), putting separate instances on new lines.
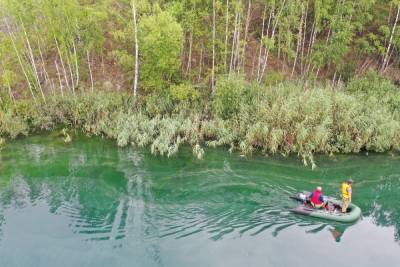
xmin=298 ymin=193 xmax=307 ymax=203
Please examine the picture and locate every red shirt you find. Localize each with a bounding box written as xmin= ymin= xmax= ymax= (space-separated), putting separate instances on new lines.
xmin=310 ymin=190 xmax=324 ymax=205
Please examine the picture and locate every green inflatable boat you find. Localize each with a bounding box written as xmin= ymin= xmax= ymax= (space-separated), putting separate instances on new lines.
xmin=290 ymin=192 xmax=362 ymax=223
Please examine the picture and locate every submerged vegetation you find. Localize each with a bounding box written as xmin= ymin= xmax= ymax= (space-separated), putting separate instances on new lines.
xmin=1 ymin=73 xmax=400 ymax=167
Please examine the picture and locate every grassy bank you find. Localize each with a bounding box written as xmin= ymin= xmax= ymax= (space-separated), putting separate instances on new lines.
xmin=1 ymin=73 xmax=400 ymax=167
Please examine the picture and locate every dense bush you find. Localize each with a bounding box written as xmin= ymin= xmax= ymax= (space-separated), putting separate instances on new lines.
xmin=346 ymin=71 xmax=400 ymax=117
xmin=213 ymin=75 xmax=262 ymax=119
xmin=139 ymin=10 xmax=183 ymax=92
xmin=169 ymin=84 xmax=199 ymax=102
xmin=1 ymin=74 xmax=400 ymax=167
xmin=346 ymin=70 xmax=398 ymax=95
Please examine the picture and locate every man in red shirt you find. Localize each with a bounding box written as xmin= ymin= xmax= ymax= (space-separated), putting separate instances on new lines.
xmin=309 ymin=186 xmax=326 ymax=209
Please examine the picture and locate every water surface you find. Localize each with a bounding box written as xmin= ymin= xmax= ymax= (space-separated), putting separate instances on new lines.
xmin=0 ymin=134 xmax=399 ymax=266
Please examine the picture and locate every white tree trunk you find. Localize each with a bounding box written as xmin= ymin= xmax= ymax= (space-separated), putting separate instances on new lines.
xmin=257 ymin=8 xmax=272 ymax=81
xmin=250 ymin=44 xmax=257 ymax=78
xmin=186 ymin=31 xmax=193 ymax=75
xmin=55 ymin=60 xmax=64 ymax=97
xmin=38 ymin=39 xmax=54 ymax=96
xmin=382 ymin=5 xmax=400 ymax=72
xmin=55 ymin=38 xmax=71 ymax=92
xmin=300 ymin=1 xmax=309 ymax=74
xmin=22 ymin=22 xmax=46 ymax=102
xmin=212 ymin=0 xmax=216 ymax=91
xmin=4 ymin=19 xmax=36 ymax=102
xmin=259 ymin=1 xmax=285 ymax=83
xmin=224 ymin=0 xmax=230 ymax=71
xmin=291 ymin=5 xmax=305 ymax=78
xmin=72 ymin=40 xmax=79 ymax=88
xmin=235 ymin=12 xmax=242 ymax=73
xmin=256 ymin=5 xmax=267 ymax=80
xmin=230 ymin=11 xmax=239 ymax=73
xmin=198 ymin=45 xmax=204 ymax=82
xmin=331 ymin=71 xmax=337 ymax=87
xmin=66 ymin=52 xmax=76 ymax=96
xmin=239 ymin=0 xmax=251 ymax=72
xmin=87 ymin=50 xmax=94 ymax=93
xmin=306 ymin=21 xmax=317 ymax=76
xmin=132 ymin=0 xmax=139 ymax=96
xmin=7 ymin=83 xmax=15 ymax=104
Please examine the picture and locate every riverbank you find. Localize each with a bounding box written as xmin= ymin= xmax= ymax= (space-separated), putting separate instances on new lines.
xmin=1 ymin=74 xmax=400 ymax=167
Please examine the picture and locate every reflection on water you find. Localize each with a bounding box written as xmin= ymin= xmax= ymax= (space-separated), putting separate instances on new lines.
xmin=329 ymin=224 xmax=348 ymax=242
xmin=0 ymin=135 xmax=399 ymax=266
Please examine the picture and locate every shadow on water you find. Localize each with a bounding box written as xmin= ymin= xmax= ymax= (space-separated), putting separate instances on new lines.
xmin=288 ymin=214 xmax=355 ymax=243
xmin=0 ymin=134 xmax=399 ymax=247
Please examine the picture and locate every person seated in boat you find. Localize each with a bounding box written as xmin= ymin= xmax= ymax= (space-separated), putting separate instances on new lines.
xmin=341 ymin=179 xmax=353 ymax=213
xmin=309 ymin=186 xmax=327 ymax=209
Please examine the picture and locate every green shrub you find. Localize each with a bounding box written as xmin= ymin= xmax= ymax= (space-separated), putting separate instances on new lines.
xmin=346 ymin=70 xmax=400 ymax=117
xmin=213 ymin=75 xmax=262 ymax=119
xmin=109 ymin=50 xmax=134 ymax=73
xmin=170 ymin=84 xmax=199 ymax=102
xmin=264 ymin=70 xmax=286 ymax=86
xmin=139 ymin=10 xmax=183 ymax=92
xmin=337 ymin=61 xmax=356 ymax=82
xmin=346 ymin=70 xmax=398 ymax=95
xmin=143 ymin=93 xmax=174 ymax=117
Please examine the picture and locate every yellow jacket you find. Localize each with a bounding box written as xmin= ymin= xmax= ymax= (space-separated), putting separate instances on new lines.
xmin=341 ymin=182 xmax=352 ymax=199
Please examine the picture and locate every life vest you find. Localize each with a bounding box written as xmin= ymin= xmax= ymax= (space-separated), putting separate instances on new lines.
xmin=341 ymin=182 xmax=352 ymax=199
xmin=311 ymin=190 xmax=323 ymax=205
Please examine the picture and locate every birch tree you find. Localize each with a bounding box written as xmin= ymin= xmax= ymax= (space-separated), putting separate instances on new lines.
xmin=381 ymin=2 xmax=400 ymax=72
xmin=131 ymin=0 xmax=139 ymax=96
xmin=212 ymin=0 xmax=216 ymax=90
xmin=224 ymin=0 xmax=230 ymax=71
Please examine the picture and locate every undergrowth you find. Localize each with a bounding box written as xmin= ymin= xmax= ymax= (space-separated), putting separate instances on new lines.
xmin=1 ymin=73 xmax=400 ymax=168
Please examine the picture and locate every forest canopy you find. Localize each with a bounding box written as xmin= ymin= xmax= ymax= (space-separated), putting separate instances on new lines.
xmin=0 ymin=0 xmax=399 ymax=99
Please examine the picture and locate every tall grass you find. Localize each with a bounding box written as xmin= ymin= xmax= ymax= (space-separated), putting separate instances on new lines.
xmin=1 ymin=73 xmax=400 ymax=167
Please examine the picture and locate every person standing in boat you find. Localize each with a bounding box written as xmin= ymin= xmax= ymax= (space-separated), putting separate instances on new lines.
xmin=309 ymin=186 xmax=327 ymax=209
xmin=341 ymin=179 xmax=353 ymax=213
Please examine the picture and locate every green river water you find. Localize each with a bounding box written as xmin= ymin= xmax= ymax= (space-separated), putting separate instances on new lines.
xmin=0 ymin=134 xmax=399 ymax=267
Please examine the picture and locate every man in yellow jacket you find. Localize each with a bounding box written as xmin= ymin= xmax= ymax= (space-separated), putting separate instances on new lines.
xmin=341 ymin=179 xmax=353 ymax=213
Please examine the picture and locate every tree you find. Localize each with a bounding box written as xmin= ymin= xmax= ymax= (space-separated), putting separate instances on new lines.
xmin=139 ymin=8 xmax=183 ymax=92
xmin=381 ymin=1 xmax=400 ymax=72
xmin=131 ymin=0 xmax=139 ymax=96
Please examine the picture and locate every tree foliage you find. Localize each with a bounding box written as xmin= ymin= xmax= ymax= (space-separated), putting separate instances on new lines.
xmin=139 ymin=8 xmax=183 ymax=92
xmin=0 ymin=0 xmax=400 ymax=97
